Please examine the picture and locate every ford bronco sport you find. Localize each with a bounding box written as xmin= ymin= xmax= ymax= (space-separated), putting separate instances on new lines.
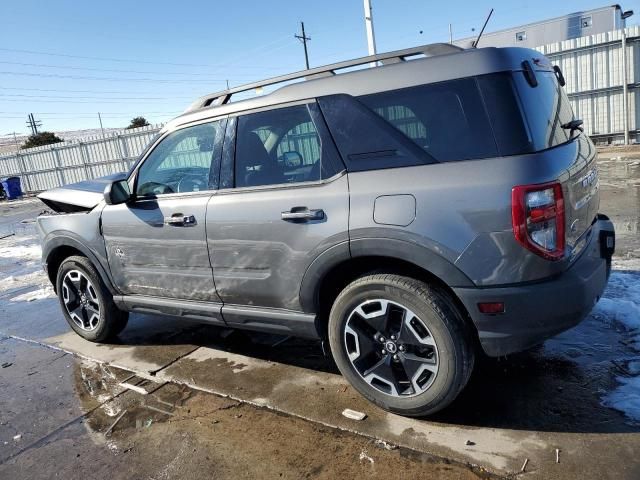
xmin=37 ymin=43 xmax=615 ymax=416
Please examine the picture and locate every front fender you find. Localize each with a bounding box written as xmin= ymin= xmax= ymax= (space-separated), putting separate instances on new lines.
xmin=41 ymin=233 xmax=118 ymax=295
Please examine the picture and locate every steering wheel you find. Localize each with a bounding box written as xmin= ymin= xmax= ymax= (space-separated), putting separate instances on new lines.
xmin=177 ymin=173 xmax=208 ymax=193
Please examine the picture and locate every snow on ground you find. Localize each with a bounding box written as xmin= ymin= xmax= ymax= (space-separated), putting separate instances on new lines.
xmin=0 ymin=233 xmax=53 ymax=299
xmin=598 ymin=258 xmax=640 ymax=422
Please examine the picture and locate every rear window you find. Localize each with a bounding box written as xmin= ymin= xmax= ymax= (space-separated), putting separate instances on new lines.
xmin=357 ymin=71 xmax=575 ymax=162
xmin=359 ymin=78 xmax=498 ymax=162
xmin=511 ymin=71 xmax=575 ymax=151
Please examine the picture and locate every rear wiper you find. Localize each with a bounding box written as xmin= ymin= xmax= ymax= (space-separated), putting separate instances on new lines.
xmin=561 ymin=119 xmax=584 ymax=134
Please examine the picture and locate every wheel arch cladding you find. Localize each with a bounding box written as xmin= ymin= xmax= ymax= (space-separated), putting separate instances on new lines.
xmin=44 ymin=236 xmax=116 ymax=295
xmin=300 ymin=237 xmax=476 ymax=338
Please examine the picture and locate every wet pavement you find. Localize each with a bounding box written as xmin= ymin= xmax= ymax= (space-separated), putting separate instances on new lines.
xmin=0 ymin=337 xmax=487 ymax=480
xmin=1 ymin=149 xmax=640 ymax=479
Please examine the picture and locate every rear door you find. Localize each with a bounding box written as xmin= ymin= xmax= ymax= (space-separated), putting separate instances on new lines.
xmin=102 ymin=118 xmax=226 ymax=302
xmin=206 ymin=102 xmax=349 ymax=319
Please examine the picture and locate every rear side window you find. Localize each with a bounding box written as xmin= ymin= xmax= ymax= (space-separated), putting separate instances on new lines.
xmin=477 ymin=73 xmax=532 ymax=155
xmin=235 ymin=104 xmax=323 ymax=188
xmin=359 ymin=78 xmax=498 ymax=162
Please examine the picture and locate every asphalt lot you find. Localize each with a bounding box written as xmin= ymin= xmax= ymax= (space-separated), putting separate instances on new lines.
xmin=1 ymin=151 xmax=639 ymax=479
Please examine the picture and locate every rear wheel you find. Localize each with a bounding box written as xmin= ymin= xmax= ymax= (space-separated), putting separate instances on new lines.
xmin=328 ymin=274 xmax=474 ymax=417
xmin=56 ymin=255 xmax=128 ymax=342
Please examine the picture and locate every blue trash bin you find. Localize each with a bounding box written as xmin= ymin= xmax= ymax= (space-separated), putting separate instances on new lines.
xmin=1 ymin=177 xmax=23 ymax=200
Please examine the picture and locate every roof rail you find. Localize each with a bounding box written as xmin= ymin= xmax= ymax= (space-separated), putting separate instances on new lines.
xmin=185 ymin=42 xmax=464 ymax=113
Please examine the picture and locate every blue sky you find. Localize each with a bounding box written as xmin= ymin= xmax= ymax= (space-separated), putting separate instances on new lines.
xmin=1 ymin=0 xmax=639 ymax=135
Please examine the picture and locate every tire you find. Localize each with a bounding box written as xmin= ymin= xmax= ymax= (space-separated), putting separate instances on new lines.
xmin=328 ymin=274 xmax=474 ymax=417
xmin=55 ymin=255 xmax=128 ymax=342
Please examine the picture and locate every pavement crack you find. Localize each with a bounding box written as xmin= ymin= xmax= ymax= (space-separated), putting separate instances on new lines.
xmin=148 ymin=345 xmax=202 ymax=377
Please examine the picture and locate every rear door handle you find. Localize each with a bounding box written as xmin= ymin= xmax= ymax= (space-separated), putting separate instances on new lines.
xmin=281 ymin=207 xmax=325 ymax=222
xmin=164 ymin=213 xmax=197 ymax=226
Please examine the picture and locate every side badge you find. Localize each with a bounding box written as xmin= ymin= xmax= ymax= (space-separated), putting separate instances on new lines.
xmin=115 ymin=247 xmax=125 ymax=259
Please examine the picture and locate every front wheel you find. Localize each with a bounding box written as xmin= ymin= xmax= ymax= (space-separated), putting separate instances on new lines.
xmin=56 ymin=255 xmax=128 ymax=342
xmin=328 ymin=274 xmax=474 ymax=417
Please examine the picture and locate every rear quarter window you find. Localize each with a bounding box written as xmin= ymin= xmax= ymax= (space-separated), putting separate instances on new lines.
xmin=358 ymin=78 xmax=498 ymax=162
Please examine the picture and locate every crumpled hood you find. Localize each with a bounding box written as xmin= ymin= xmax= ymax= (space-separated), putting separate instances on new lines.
xmin=37 ymin=172 xmax=127 ymax=213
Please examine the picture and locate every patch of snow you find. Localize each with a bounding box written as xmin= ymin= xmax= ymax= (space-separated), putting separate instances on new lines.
xmin=0 ymin=235 xmax=49 ymax=298
xmin=603 ymin=377 xmax=640 ymax=422
xmin=9 ymin=286 xmax=55 ymax=302
xmin=598 ymin=261 xmax=640 ymax=423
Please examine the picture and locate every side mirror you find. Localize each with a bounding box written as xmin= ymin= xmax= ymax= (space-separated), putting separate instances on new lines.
xmin=104 ymin=179 xmax=132 ymax=205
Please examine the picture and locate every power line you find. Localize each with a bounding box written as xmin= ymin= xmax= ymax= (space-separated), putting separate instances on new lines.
xmin=0 ymin=86 xmax=194 ymax=95
xmin=0 ymin=110 xmax=182 ymax=115
xmin=0 ymin=39 xmax=294 ymax=69
xmin=0 ymin=93 xmax=191 ymax=100
xmin=0 ymin=60 xmax=266 ymax=77
xmin=0 ymin=70 xmax=231 ymax=83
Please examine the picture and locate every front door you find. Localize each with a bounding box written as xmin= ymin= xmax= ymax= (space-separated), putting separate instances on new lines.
xmin=207 ymin=103 xmax=349 ymax=315
xmin=102 ymin=118 xmax=226 ymax=302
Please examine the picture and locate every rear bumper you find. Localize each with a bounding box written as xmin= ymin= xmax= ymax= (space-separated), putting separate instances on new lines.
xmin=453 ymin=215 xmax=615 ymax=357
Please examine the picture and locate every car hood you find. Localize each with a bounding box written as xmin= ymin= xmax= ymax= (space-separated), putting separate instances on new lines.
xmin=37 ymin=172 xmax=127 ymax=213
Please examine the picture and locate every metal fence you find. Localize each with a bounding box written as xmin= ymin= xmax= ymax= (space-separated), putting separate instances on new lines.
xmin=536 ymin=25 xmax=640 ymax=144
xmin=0 ymin=125 xmax=161 ymax=194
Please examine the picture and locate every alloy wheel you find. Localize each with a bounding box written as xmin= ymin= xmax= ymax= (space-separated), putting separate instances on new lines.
xmin=61 ymin=269 xmax=101 ymax=331
xmin=343 ymin=299 xmax=439 ymax=397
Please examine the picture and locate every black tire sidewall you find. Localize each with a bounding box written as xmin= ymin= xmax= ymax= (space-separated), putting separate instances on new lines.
xmin=328 ymin=276 xmax=467 ymax=416
xmin=55 ymin=256 xmax=115 ymax=342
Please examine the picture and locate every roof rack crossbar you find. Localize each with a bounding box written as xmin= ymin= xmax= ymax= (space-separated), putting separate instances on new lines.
xmin=187 ymin=42 xmax=463 ymax=112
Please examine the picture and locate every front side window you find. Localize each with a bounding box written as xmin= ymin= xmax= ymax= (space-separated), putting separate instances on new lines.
xmin=235 ymin=104 xmax=322 ymax=188
xmin=136 ymin=120 xmax=224 ymax=196
xmin=359 ymin=78 xmax=498 ymax=162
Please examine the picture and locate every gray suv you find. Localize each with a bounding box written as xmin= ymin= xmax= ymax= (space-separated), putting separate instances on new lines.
xmin=37 ymin=43 xmax=615 ymax=416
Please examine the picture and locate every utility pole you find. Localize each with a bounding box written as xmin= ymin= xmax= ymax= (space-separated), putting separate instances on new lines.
xmin=621 ymin=10 xmax=634 ymax=145
xmin=295 ymin=21 xmax=311 ymax=69
xmin=98 ymin=112 xmax=105 ymax=138
xmin=449 ymin=24 xmax=453 ymax=44
xmin=10 ymin=132 xmax=21 ymax=149
xmin=25 ymin=113 xmax=42 ymax=136
xmin=363 ymin=0 xmax=377 ymax=57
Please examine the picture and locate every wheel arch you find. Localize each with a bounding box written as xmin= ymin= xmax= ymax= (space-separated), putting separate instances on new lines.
xmin=299 ymin=238 xmax=476 ymax=339
xmin=44 ymin=235 xmax=117 ymax=295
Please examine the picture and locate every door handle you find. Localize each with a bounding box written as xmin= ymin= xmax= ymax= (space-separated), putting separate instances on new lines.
xmin=281 ymin=207 xmax=325 ymax=222
xmin=164 ymin=214 xmax=197 ymax=226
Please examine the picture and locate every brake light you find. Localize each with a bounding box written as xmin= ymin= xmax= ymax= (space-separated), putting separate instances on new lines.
xmin=512 ymin=182 xmax=565 ymax=260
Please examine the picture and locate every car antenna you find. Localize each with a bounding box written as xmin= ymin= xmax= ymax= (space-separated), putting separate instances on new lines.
xmin=472 ymin=8 xmax=494 ymax=48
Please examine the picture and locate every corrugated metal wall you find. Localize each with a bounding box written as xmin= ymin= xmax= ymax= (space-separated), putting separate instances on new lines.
xmin=0 ymin=125 xmax=160 ymax=193
xmin=536 ymin=26 xmax=640 ymax=144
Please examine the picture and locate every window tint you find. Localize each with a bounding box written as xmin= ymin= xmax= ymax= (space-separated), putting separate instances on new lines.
xmin=359 ymin=78 xmax=498 ymax=162
xmin=136 ymin=121 xmax=223 ymax=196
xmin=477 ymin=73 xmax=532 ymax=155
xmin=512 ymin=71 xmax=574 ymax=150
xmin=235 ymin=104 xmax=322 ymax=188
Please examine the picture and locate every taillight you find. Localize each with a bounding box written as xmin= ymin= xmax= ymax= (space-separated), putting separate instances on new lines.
xmin=512 ymin=182 xmax=565 ymax=260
